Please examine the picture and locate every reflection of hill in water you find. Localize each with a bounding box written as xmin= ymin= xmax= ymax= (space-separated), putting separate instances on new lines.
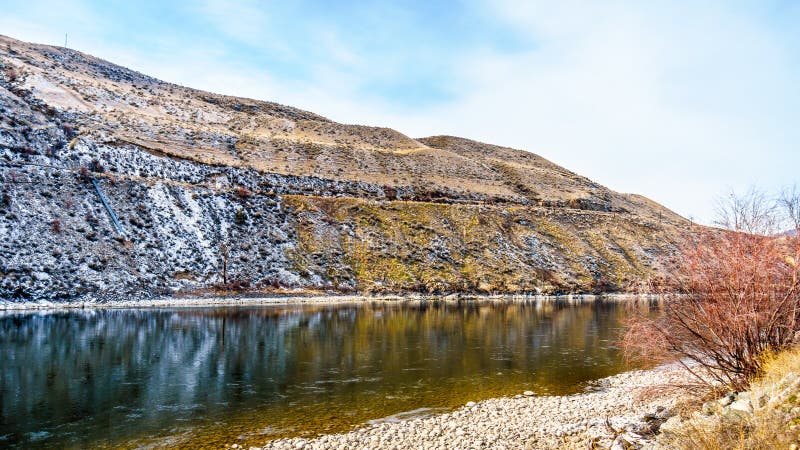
xmin=0 ymin=300 xmax=639 ymax=448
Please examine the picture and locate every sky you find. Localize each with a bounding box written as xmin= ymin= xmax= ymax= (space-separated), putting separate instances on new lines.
xmin=2 ymin=0 xmax=799 ymax=224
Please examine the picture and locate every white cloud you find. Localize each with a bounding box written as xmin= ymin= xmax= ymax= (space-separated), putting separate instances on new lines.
xmin=187 ymin=0 xmax=292 ymax=56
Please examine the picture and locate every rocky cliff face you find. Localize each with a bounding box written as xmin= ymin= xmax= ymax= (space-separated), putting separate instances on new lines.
xmin=0 ymin=35 xmax=689 ymax=302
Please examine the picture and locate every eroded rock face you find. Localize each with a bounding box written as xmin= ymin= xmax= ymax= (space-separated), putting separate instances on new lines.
xmin=0 ymin=35 xmax=691 ymax=302
xmin=0 ymin=139 xmax=683 ymax=301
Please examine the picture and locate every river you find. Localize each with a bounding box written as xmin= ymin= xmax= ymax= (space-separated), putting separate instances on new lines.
xmin=0 ymin=298 xmax=644 ymax=448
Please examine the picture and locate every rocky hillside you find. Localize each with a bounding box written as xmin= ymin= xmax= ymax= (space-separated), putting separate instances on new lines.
xmin=0 ymin=35 xmax=690 ymax=302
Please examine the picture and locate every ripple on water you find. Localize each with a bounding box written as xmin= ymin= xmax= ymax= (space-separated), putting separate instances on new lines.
xmin=26 ymin=431 xmax=51 ymax=441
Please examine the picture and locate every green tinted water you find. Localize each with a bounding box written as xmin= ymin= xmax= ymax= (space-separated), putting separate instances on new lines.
xmin=0 ymin=299 xmax=639 ymax=448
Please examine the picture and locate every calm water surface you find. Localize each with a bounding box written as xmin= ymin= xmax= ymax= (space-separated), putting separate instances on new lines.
xmin=0 ymin=299 xmax=640 ymax=448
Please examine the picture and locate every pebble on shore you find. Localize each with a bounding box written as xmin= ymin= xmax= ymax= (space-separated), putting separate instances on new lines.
xmin=238 ymin=366 xmax=692 ymax=450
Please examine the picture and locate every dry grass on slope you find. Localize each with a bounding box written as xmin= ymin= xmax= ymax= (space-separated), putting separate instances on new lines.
xmin=282 ymin=195 xmax=679 ymax=295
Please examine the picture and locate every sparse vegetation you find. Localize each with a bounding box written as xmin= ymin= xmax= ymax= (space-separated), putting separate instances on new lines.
xmin=212 ymin=279 xmax=251 ymax=292
xmin=2 ymin=64 xmax=19 ymax=82
xmin=233 ymin=186 xmax=251 ymax=200
xmin=234 ymin=208 xmax=247 ymax=225
xmin=0 ymin=33 xmax=687 ymax=304
xmin=61 ymin=123 xmax=77 ymax=139
xmin=78 ymin=166 xmax=93 ymax=182
xmin=284 ymin=195 xmax=664 ymax=295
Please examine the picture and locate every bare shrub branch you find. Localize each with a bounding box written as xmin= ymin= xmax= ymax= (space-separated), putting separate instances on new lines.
xmin=779 ymin=184 xmax=800 ymax=233
xmin=713 ymin=187 xmax=777 ymax=236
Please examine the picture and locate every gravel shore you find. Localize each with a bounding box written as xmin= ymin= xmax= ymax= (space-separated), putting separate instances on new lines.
xmin=239 ymin=365 xmax=691 ymax=450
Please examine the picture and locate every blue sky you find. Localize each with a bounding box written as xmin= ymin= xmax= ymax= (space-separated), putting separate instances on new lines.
xmin=2 ymin=0 xmax=799 ymax=224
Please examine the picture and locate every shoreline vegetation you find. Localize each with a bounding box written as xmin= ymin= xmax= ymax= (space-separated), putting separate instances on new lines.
xmin=0 ymin=292 xmax=664 ymax=311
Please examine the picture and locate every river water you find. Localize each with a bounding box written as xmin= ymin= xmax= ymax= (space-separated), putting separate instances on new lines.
xmin=0 ymin=298 xmax=641 ymax=448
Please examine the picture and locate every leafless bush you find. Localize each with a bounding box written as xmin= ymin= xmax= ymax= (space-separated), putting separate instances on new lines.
xmin=2 ymin=65 xmax=19 ymax=83
xmin=779 ymin=184 xmax=800 ymax=233
xmin=233 ymin=186 xmax=251 ymax=200
xmin=89 ymin=159 xmax=105 ymax=173
xmin=713 ymin=188 xmax=778 ymax=235
xmin=52 ymin=219 xmax=62 ymax=234
xmin=61 ymin=124 xmax=77 ymax=140
xmin=383 ymin=185 xmax=397 ymax=201
xmin=234 ymin=208 xmax=247 ymax=225
xmin=624 ymin=189 xmax=800 ymax=391
xmin=78 ymin=166 xmax=92 ymax=182
xmin=213 ymin=279 xmax=251 ymax=292
xmin=85 ymin=212 xmax=98 ymax=226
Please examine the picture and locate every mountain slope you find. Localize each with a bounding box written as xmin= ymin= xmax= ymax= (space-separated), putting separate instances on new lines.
xmin=0 ymin=35 xmax=689 ymax=301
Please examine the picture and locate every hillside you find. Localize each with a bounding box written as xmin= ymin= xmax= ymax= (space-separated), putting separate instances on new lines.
xmin=0 ymin=35 xmax=690 ymax=302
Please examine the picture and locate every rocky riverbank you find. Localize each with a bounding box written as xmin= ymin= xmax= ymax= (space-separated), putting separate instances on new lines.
xmin=238 ymin=365 xmax=694 ymax=450
xmin=0 ymin=293 xmax=660 ymax=311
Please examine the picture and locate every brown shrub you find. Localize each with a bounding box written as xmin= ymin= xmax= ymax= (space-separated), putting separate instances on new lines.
xmin=3 ymin=66 xmax=19 ymax=82
xmin=383 ymin=185 xmax=397 ymax=201
xmin=89 ymin=159 xmax=104 ymax=173
xmin=213 ymin=279 xmax=251 ymax=292
xmin=233 ymin=186 xmax=251 ymax=200
xmin=78 ymin=166 xmax=92 ymax=182
xmin=61 ymin=124 xmax=77 ymax=139
xmin=624 ymin=189 xmax=800 ymax=391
